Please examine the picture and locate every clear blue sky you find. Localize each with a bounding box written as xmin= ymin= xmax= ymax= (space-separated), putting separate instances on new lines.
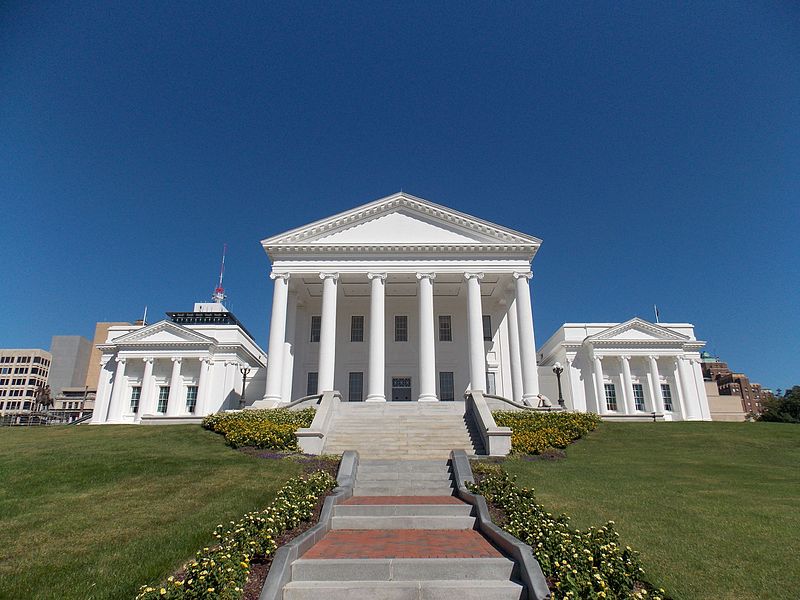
xmin=2 ymin=2 xmax=798 ymax=391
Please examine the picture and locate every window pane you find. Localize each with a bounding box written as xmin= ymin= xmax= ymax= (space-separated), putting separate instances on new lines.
xmin=438 ymin=315 xmax=452 ymax=342
xmin=348 ymin=372 xmax=363 ymax=402
xmin=130 ymin=386 xmax=141 ymax=413
xmin=157 ymin=386 xmax=169 ymax=413
xmin=633 ymin=384 xmax=645 ymax=411
xmin=186 ymin=386 xmax=198 ymax=413
xmin=485 ymin=372 xmax=496 ymax=395
xmin=661 ymin=384 xmax=673 ymax=411
xmin=310 ymin=316 xmax=321 ymax=342
xmin=482 ymin=315 xmax=492 ymax=341
xmin=604 ymin=383 xmax=617 ymax=411
xmin=395 ymin=316 xmax=408 ymax=342
xmin=439 ymin=372 xmax=454 ymax=401
xmin=307 ymin=372 xmax=318 ymax=396
xmin=350 ymin=315 xmax=364 ymax=342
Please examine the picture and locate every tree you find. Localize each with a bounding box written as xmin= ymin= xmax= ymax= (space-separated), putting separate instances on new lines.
xmin=758 ymin=386 xmax=800 ymax=423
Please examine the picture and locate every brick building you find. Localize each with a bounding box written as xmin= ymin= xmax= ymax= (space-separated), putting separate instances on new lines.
xmin=700 ymin=351 xmax=772 ymax=415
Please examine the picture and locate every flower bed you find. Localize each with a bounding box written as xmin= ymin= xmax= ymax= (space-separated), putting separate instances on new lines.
xmin=470 ymin=464 xmax=668 ymax=600
xmin=203 ymin=408 xmax=316 ymax=450
xmin=136 ymin=470 xmax=336 ymax=600
xmin=492 ymin=411 xmax=601 ymax=454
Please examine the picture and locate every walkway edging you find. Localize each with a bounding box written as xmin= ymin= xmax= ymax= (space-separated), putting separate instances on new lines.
xmin=259 ymin=450 xmax=358 ymax=600
xmin=449 ymin=449 xmax=551 ymax=600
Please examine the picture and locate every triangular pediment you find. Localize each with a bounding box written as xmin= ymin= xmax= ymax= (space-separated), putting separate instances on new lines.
xmin=261 ymin=192 xmax=541 ymax=255
xmin=585 ymin=318 xmax=689 ymax=344
xmin=111 ymin=321 xmax=216 ymax=346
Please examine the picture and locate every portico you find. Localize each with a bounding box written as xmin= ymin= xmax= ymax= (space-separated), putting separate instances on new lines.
xmin=254 ymin=193 xmax=543 ymax=407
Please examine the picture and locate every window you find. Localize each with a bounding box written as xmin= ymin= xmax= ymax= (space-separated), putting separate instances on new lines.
xmin=482 ymin=315 xmax=492 ymax=341
xmin=0 ymin=367 xmax=9 ymax=374
xmin=0 ymin=357 xmax=12 ymax=364
xmin=438 ymin=315 xmax=452 ymax=342
xmin=350 ymin=315 xmax=364 ymax=342
xmin=486 ymin=372 xmax=497 ymax=395
xmin=14 ymin=367 xmax=28 ymax=374
xmin=632 ymin=383 xmax=645 ymax=411
xmin=439 ymin=372 xmax=455 ymax=401
xmin=604 ymin=383 xmax=617 ymax=411
xmin=661 ymin=384 xmax=673 ymax=411
xmin=395 ymin=315 xmax=408 ymax=342
xmin=310 ymin=316 xmax=321 ymax=342
xmin=391 ymin=377 xmax=412 ymax=401
xmin=186 ymin=386 xmax=198 ymax=413
xmin=157 ymin=386 xmax=169 ymax=413
xmin=348 ymin=372 xmax=363 ymax=402
xmin=130 ymin=386 xmax=141 ymax=413
xmin=306 ymin=372 xmax=318 ymax=396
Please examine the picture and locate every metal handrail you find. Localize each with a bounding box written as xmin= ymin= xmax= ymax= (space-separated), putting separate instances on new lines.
xmin=280 ymin=393 xmax=324 ymax=410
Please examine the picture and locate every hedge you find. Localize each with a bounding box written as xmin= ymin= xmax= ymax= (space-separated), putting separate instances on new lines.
xmin=492 ymin=411 xmax=601 ymax=454
xmin=202 ymin=408 xmax=316 ymax=450
xmin=470 ymin=465 xmax=668 ymax=600
xmin=136 ymin=470 xmax=336 ymax=600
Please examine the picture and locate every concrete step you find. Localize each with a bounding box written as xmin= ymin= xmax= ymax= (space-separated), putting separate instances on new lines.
xmin=291 ymin=557 xmax=516 ymax=582
xmin=356 ymin=471 xmax=452 ymax=482
xmin=333 ymin=504 xmax=473 ymax=517
xmin=331 ymin=515 xmax=476 ymax=529
xmin=283 ymin=579 xmax=525 ymax=600
xmin=353 ymin=484 xmax=455 ymax=496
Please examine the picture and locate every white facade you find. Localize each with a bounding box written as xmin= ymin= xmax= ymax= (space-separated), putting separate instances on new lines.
xmin=537 ymin=319 xmax=711 ymax=421
xmin=92 ymin=303 xmax=266 ymax=424
xmin=253 ymin=193 xmax=544 ymax=408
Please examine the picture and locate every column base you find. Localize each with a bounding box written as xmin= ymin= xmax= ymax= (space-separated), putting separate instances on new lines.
xmin=418 ymin=394 xmax=439 ymax=402
xmin=365 ymin=394 xmax=386 ymax=402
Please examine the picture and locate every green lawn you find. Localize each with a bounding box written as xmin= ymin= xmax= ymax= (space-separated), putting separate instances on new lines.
xmin=503 ymin=422 xmax=800 ymax=600
xmin=0 ymin=425 xmax=302 ymax=600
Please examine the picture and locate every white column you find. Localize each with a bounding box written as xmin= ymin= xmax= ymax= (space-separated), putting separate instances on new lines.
xmin=593 ymin=354 xmax=607 ymax=415
xmin=137 ymin=357 xmax=155 ymax=421
xmin=690 ymin=358 xmax=710 ymax=420
xmin=92 ymin=356 xmax=114 ymax=423
xmin=465 ymin=273 xmax=486 ymax=393
xmin=195 ymin=357 xmax=210 ymax=416
xmin=263 ymin=272 xmax=290 ymax=403
xmin=513 ymin=271 xmax=540 ymax=403
xmin=677 ymin=356 xmax=700 ymax=420
xmin=506 ymin=298 xmax=524 ymax=403
xmin=317 ymin=272 xmax=339 ymax=393
xmin=166 ymin=358 xmax=183 ymax=416
xmin=671 ymin=357 xmax=688 ymax=418
xmin=108 ymin=357 xmax=128 ymax=422
xmin=620 ymin=355 xmax=636 ymax=414
xmin=416 ymin=272 xmax=438 ymax=401
xmin=648 ymin=356 xmax=666 ymax=413
xmin=281 ymin=291 xmax=298 ymax=402
xmin=366 ymin=273 xmax=387 ymax=402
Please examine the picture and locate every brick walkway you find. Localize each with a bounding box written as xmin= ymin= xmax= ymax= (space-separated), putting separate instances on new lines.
xmin=341 ymin=495 xmax=465 ymax=505
xmin=304 ymin=529 xmax=501 ymax=559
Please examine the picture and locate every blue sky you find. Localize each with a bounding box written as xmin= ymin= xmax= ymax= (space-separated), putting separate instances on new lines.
xmin=1 ymin=2 xmax=798 ymax=391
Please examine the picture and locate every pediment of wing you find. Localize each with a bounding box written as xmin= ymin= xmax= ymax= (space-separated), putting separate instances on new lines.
xmin=585 ymin=318 xmax=690 ymax=344
xmin=261 ymin=192 xmax=541 ymax=254
xmin=110 ymin=320 xmax=216 ymax=346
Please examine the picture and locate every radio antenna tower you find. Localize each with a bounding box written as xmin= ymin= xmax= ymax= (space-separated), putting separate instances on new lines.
xmin=212 ymin=244 xmax=227 ymax=303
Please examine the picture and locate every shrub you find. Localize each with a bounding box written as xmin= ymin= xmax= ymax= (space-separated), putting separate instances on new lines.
xmin=469 ymin=469 xmax=668 ymax=600
xmin=203 ymin=408 xmax=316 ymax=450
xmin=136 ymin=470 xmax=336 ymax=600
xmin=492 ymin=411 xmax=601 ymax=454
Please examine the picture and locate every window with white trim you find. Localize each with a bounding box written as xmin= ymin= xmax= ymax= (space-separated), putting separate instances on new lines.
xmin=632 ymin=383 xmax=645 ymax=411
xmin=438 ymin=315 xmax=452 ymax=342
xmin=439 ymin=372 xmax=455 ymax=401
xmin=486 ymin=372 xmax=497 ymax=395
xmin=350 ymin=316 xmax=364 ymax=342
xmin=604 ymin=383 xmax=617 ymax=411
xmin=157 ymin=386 xmax=169 ymax=413
xmin=186 ymin=386 xmax=198 ymax=413
xmin=348 ymin=372 xmax=363 ymax=402
xmin=129 ymin=386 xmax=141 ymax=413
xmin=661 ymin=384 xmax=673 ymax=411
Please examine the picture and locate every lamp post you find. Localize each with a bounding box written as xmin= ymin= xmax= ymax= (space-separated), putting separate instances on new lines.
xmin=552 ymin=362 xmax=565 ymax=408
xmin=239 ymin=364 xmax=251 ymax=409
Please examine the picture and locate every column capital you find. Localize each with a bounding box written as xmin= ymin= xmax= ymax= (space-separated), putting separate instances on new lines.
xmin=171 ymin=357 xmax=182 ymax=364
xmin=513 ymin=271 xmax=533 ymax=281
xmin=648 ymin=355 xmax=659 ymax=362
xmin=142 ymin=357 xmax=154 ymax=364
xmin=416 ymin=272 xmax=436 ymax=280
xmin=593 ymin=354 xmax=604 ymax=362
xmin=115 ymin=357 xmax=126 ymax=365
xmin=100 ymin=355 xmax=113 ymax=367
xmin=270 ymin=272 xmax=290 ymax=281
xmin=619 ymin=355 xmax=631 ymax=362
xmin=319 ymin=272 xmax=339 ymax=281
xmin=464 ymin=272 xmax=484 ymax=280
xmin=367 ymin=272 xmax=387 ymax=281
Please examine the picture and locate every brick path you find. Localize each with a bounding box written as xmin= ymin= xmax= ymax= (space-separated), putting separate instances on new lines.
xmin=304 ymin=528 xmax=502 ymax=559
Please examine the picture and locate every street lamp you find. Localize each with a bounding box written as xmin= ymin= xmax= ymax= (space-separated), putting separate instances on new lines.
xmin=552 ymin=362 xmax=565 ymax=408
xmin=239 ymin=364 xmax=251 ymax=409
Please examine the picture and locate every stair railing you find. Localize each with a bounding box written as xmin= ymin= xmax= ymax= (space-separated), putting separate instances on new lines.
xmin=483 ymin=393 xmax=566 ymax=412
xmin=295 ymin=390 xmax=341 ymax=454
xmin=464 ymin=390 xmax=512 ymax=456
xmin=280 ymin=393 xmax=324 ymax=410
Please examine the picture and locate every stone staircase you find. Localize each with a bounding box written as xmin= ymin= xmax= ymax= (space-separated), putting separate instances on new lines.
xmin=281 ymin=459 xmax=526 ymax=600
xmin=322 ymin=402 xmax=484 ymax=458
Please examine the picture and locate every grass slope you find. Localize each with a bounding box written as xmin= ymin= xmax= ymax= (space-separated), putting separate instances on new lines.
xmin=0 ymin=425 xmax=302 ymax=600
xmin=504 ymin=422 xmax=800 ymax=600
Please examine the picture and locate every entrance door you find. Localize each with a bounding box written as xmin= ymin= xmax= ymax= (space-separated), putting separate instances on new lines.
xmin=391 ymin=377 xmax=412 ymax=401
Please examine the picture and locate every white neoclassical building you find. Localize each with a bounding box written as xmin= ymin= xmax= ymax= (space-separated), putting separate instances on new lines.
xmin=92 ymin=302 xmax=266 ymax=424
xmin=538 ymin=319 xmax=710 ymax=421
